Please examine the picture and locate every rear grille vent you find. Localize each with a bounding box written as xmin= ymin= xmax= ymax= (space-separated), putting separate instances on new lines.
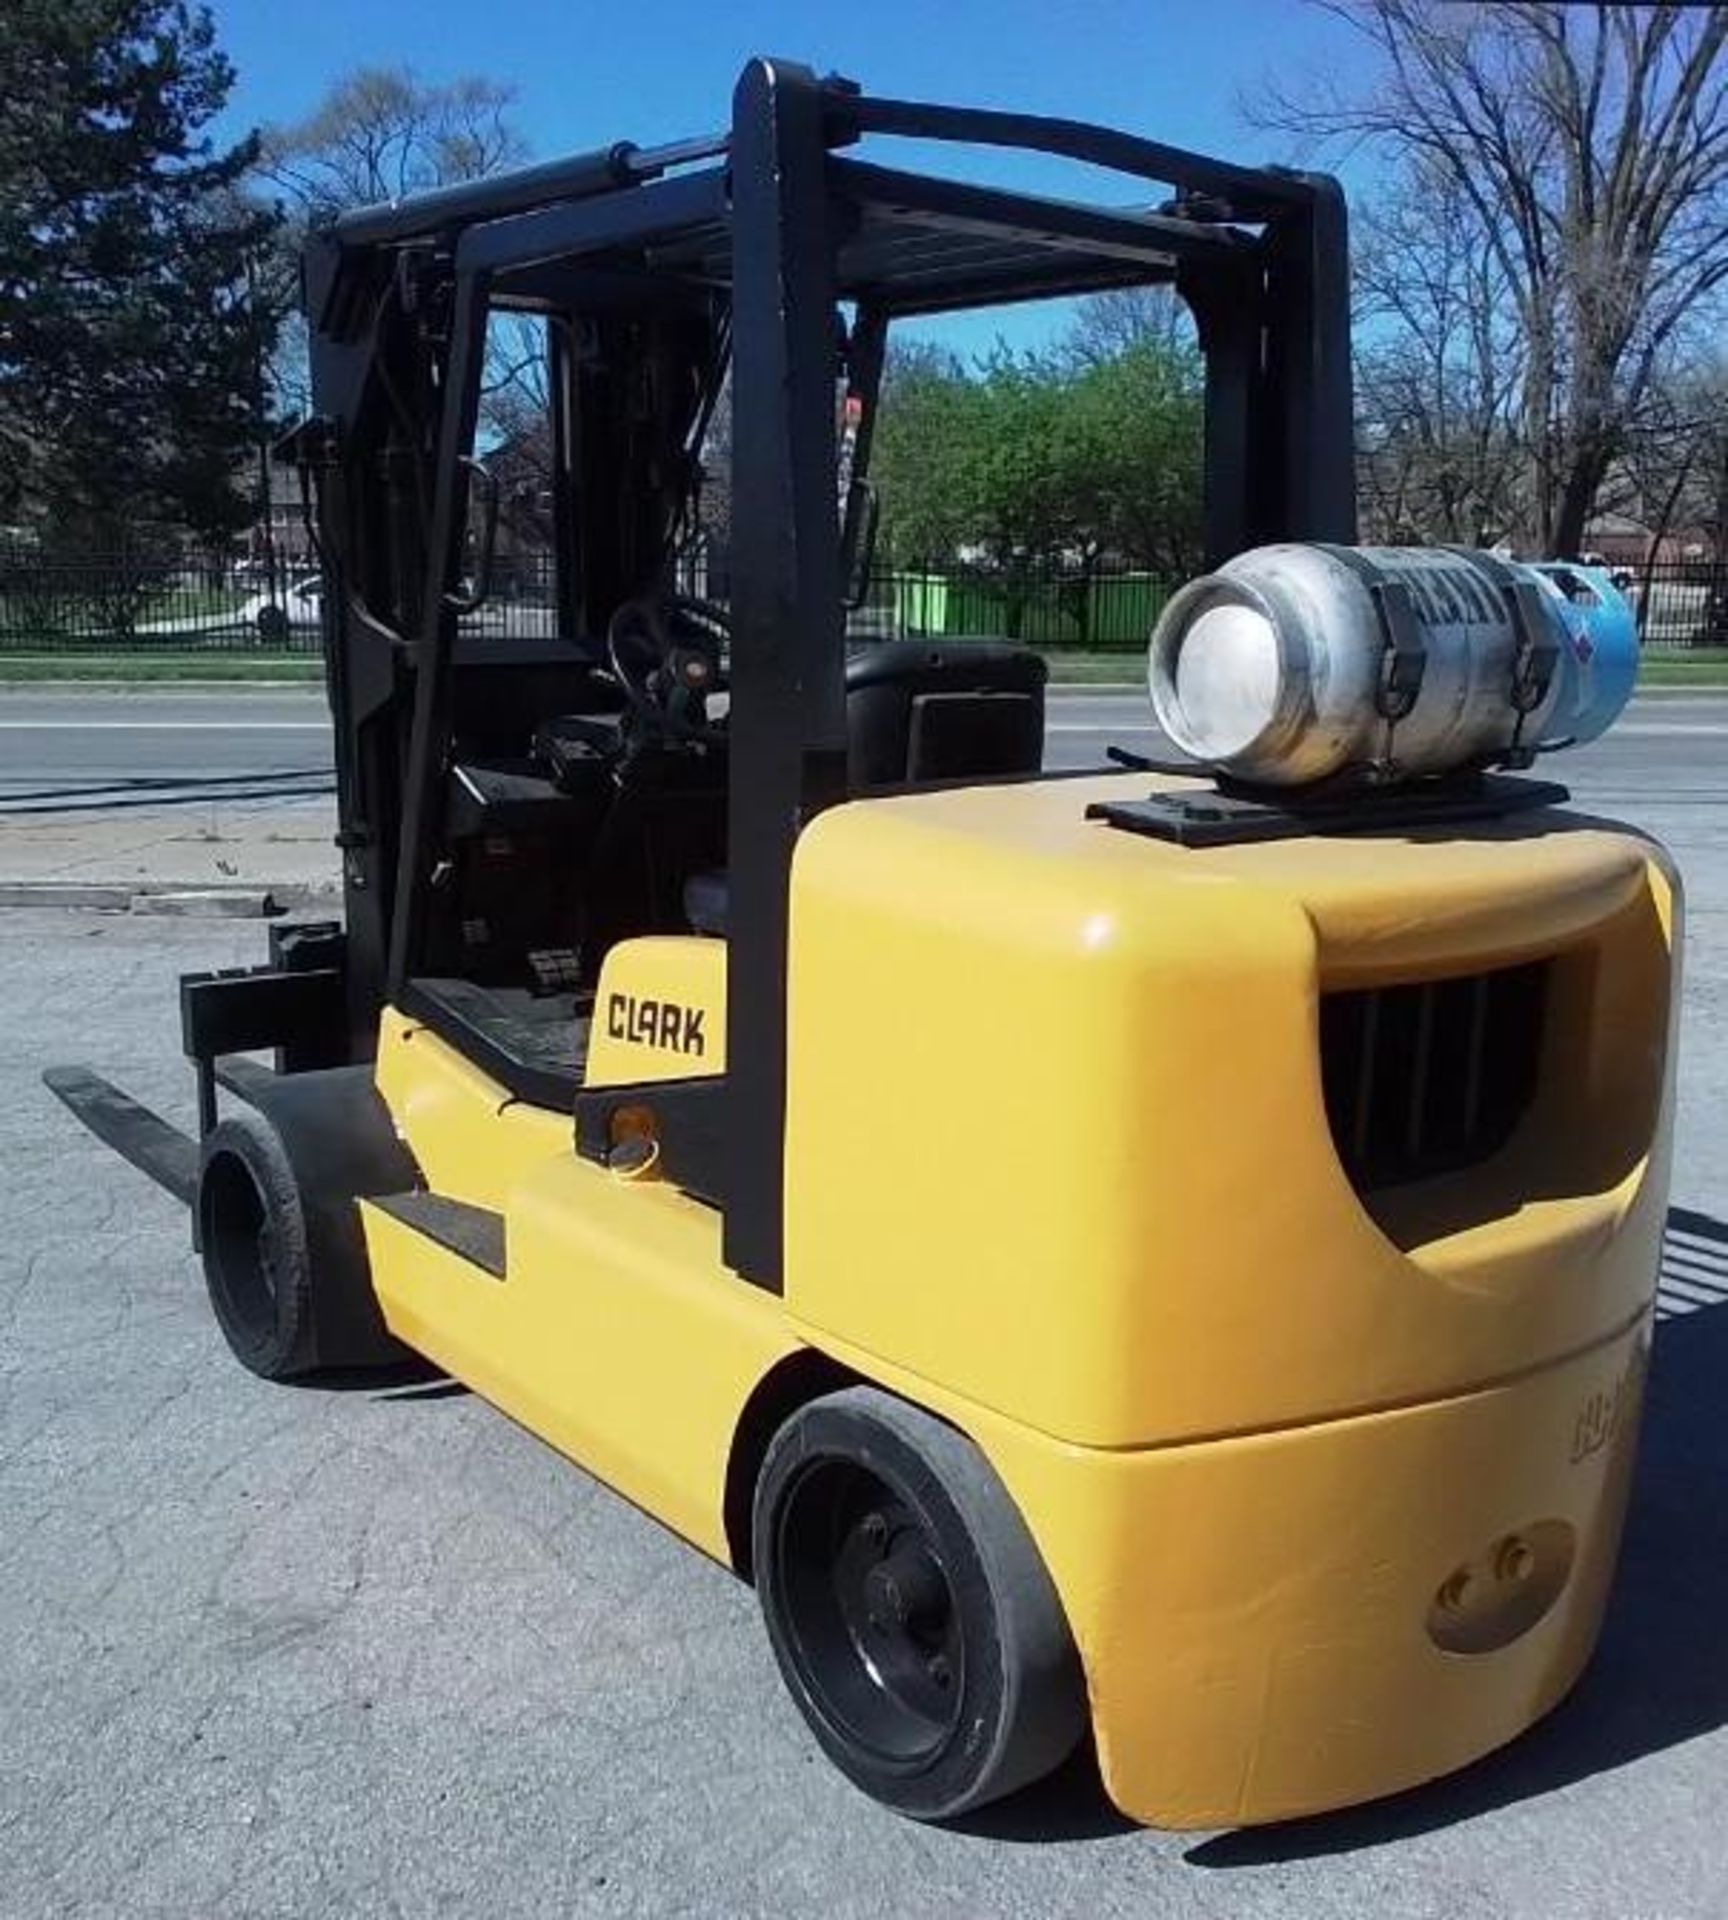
xmin=1320 ymin=962 xmax=1549 ymax=1192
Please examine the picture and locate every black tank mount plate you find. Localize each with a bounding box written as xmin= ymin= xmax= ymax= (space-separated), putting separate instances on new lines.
xmin=1088 ymin=772 xmax=1571 ymax=849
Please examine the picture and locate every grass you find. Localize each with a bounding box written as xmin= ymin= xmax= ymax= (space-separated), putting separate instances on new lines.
xmin=1637 ymin=648 xmax=1728 ymax=686
xmin=1042 ymin=652 xmax=1144 ymax=684
xmin=0 ymin=651 xmax=322 ymax=683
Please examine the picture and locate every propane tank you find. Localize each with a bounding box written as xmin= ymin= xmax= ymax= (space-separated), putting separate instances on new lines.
xmin=1526 ymin=560 xmax=1641 ymax=747
xmin=1147 ymin=544 xmax=1639 ymax=788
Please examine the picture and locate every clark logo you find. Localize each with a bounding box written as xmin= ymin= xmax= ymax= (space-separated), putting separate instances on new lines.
xmin=608 ymin=993 xmax=706 ymax=1057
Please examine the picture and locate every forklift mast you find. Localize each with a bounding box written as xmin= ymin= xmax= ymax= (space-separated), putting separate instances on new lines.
xmin=287 ymin=57 xmax=1356 ymax=1283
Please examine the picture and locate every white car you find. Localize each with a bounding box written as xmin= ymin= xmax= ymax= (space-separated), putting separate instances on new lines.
xmin=236 ymin=574 xmax=324 ymax=640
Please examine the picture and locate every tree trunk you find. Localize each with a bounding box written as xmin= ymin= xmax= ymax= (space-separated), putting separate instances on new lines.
xmin=1552 ymin=437 xmax=1615 ymax=560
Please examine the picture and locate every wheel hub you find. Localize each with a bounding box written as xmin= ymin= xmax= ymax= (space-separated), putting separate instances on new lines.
xmin=772 ymin=1461 xmax=967 ymax=1764
xmin=863 ymin=1544 xmax=946 ymax=1637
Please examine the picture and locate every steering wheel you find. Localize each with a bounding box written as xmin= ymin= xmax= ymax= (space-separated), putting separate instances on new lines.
xmin=605 ymin=594 xmax=729 ymax=745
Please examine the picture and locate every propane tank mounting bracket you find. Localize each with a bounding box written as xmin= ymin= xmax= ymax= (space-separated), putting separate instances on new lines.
xmin=1500 ymin=577 xmax=1561 ymax=769
xmin=1086 ymin=770 xmax=1571 ymax=850
xmin=1368 ymin=577 xmax=1428 ymax=778
xmin=1443 ymin=547 xmax=1563 ymax=774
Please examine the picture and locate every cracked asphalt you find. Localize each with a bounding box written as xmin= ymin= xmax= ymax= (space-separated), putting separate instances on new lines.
xmin=3 ymin=751 xmax=1727 ymax=1916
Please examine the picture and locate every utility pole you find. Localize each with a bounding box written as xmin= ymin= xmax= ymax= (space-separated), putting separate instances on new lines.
xmin=245 ymin=247 xmax=280 ymax=616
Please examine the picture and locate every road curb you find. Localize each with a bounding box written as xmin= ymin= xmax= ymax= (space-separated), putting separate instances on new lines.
xmin=133 ymin=888 xmax=282 ymax=919
xmin=0 ymin=880 xmax=337 ymax=916
xmin=0 ymin=882 xmax=135 ymax=911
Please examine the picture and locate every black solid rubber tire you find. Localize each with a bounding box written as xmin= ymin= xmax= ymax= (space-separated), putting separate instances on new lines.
xmin=753 ymin=1386 xmax=1087 ymax=1820
xmin=197 ymin=1111 xmax=318 ymax=1380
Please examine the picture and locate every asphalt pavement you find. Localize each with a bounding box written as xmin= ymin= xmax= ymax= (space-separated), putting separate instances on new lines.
xmin=2 ymin=683 xmax=1727 ymax=1917
xmin=3 ymin=681 xmax=1726 ymax=789
xmin=0 ymin=689 xmax=333 ymax=799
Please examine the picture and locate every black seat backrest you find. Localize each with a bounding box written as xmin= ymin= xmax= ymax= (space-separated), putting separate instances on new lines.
xmin=844 ymin=639 xmax=1047 ymax=788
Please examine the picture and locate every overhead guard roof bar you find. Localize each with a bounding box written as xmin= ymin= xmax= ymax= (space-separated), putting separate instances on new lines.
xmin=876 ymin=254 xmax=1173 ymax=319
xmin=330 ymin=129 xmax=729 ymax=250
xmin=830 ymin=160 xmax=1256 ymax=271
xmin=454 ymin=169 xmax=728 ymax=277
xmin=833 ymin=92 xmax=1317 ymax=220
xmin=331 ymin=80 xmax=1323 ymax=256
xmin=452 ymin=162 xmax=1251 ymax=304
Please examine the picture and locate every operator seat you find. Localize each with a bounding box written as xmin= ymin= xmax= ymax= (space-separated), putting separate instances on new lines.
xmin=683 ymin=639 xmax=1047 ymax=936
xmin=841 ymin=639 xmax=1047 ymax=788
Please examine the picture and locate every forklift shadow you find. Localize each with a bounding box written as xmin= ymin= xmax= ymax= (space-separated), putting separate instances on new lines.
xmin=1186 ymin=1204 xmax=1728 ymax=1867
xmin=289 ymin=1357 xmax=471 ymax=1401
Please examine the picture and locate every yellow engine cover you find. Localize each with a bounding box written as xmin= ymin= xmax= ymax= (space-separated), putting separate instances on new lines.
xmin=784 ymin=773 xmax=1677 ymax=1450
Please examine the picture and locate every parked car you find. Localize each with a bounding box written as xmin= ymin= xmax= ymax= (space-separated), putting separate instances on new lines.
xmin=236 ymin=574 xmax=323 ymax=643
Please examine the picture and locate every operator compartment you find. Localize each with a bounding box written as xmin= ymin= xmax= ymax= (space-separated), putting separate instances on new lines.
xmin=784 ymin=769 xmax=1679 ymax=1451
xmin=406 ymin=624 xmax=1047 ymax=1105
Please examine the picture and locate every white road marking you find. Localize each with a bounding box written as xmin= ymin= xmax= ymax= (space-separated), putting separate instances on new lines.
xmin=0 ymin=716 xmax=1719 ymax=737
xmin=1044 ymin=720 xmax=1728 ymax=736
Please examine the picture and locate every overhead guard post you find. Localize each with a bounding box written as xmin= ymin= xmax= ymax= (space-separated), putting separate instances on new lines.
xmin=724 ymin=57 xmax=849 ymax=1289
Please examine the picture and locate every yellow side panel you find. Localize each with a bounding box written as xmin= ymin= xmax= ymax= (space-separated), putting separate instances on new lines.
xmin=784 ymin=778 xmax=1678 ymax=1449
xmin=586 ymin=936 xmax=726 ymax=1085
xmin=366 ymin=1014 xmax=791 ymax=1564
xmin=372 ymin=1007 xmax=569 ymax=1212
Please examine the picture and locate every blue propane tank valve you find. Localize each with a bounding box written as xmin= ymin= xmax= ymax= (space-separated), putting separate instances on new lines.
xmin=1526 ymin=561 xmax=1641 ymax=748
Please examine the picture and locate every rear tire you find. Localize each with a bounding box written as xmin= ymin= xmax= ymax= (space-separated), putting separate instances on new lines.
xmin=752 ymin=1386 xmax=1086 ymax=1820
xmin=197 ymin=1109 xmax=410 ymax=1381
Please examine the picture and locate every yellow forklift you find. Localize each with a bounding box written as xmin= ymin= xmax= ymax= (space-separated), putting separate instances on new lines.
xmin=48 ymin=59 xmax=1679 ymax=1827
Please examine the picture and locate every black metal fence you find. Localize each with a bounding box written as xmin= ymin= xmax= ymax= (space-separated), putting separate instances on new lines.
xmin=1617 ymin=560 xmax=1728 ymax=648
xmin=0 ymin=544 xmax=324 ymax=654
xmin=3 ymin=541 xmax=1726 ymax=655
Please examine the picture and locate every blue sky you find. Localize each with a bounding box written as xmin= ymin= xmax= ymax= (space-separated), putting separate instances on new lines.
xmin=210 ymin=0 xmax=1383 ymax=353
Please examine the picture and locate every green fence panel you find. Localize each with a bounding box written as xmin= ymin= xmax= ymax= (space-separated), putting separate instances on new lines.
xmin=890 ymin=570 xmax=1171 ymax=648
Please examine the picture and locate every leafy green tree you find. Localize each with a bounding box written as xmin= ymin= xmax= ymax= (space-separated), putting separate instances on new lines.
xmin=0 ymin=0 xmax=279 ymax=542
xmin=1064 ymin=340 xmax=1204 ymax=581
xmin=871 ymin=323 xmax=1204 ymax=637
xmin=871 ymin=341 xmax=976 ymax=566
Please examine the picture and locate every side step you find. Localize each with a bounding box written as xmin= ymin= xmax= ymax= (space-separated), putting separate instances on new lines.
xmin=369 ymin=1191 xmax=507 ymax=1280
xmin=43 ymin=1066 xmax=198 ymax=1205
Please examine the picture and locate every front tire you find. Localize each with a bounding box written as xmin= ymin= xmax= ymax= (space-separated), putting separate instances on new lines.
xmin=198 ymin=1112 xmax=316 ymax=1379
xmin=752 ymin=1387 xmax=1086 ymax=1820
xmin=197 ymin=1108 xmax=412 ymax=1381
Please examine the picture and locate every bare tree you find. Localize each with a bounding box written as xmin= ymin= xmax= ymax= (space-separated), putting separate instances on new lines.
xmin=260 ymin=68 xmax=526 ymax=222
xmin=1352 ymin=160 xmax=1525 ymax=542
xmin=1632 ymin=368 xmax=1728 ymax=556
xmin=1065 ymin=286 xmax=1190 ymax=366
xmin=253 ymin=68 xmax=531 ymax=422
xmin=1262 ymin=3 xmax=1728 ymax=555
